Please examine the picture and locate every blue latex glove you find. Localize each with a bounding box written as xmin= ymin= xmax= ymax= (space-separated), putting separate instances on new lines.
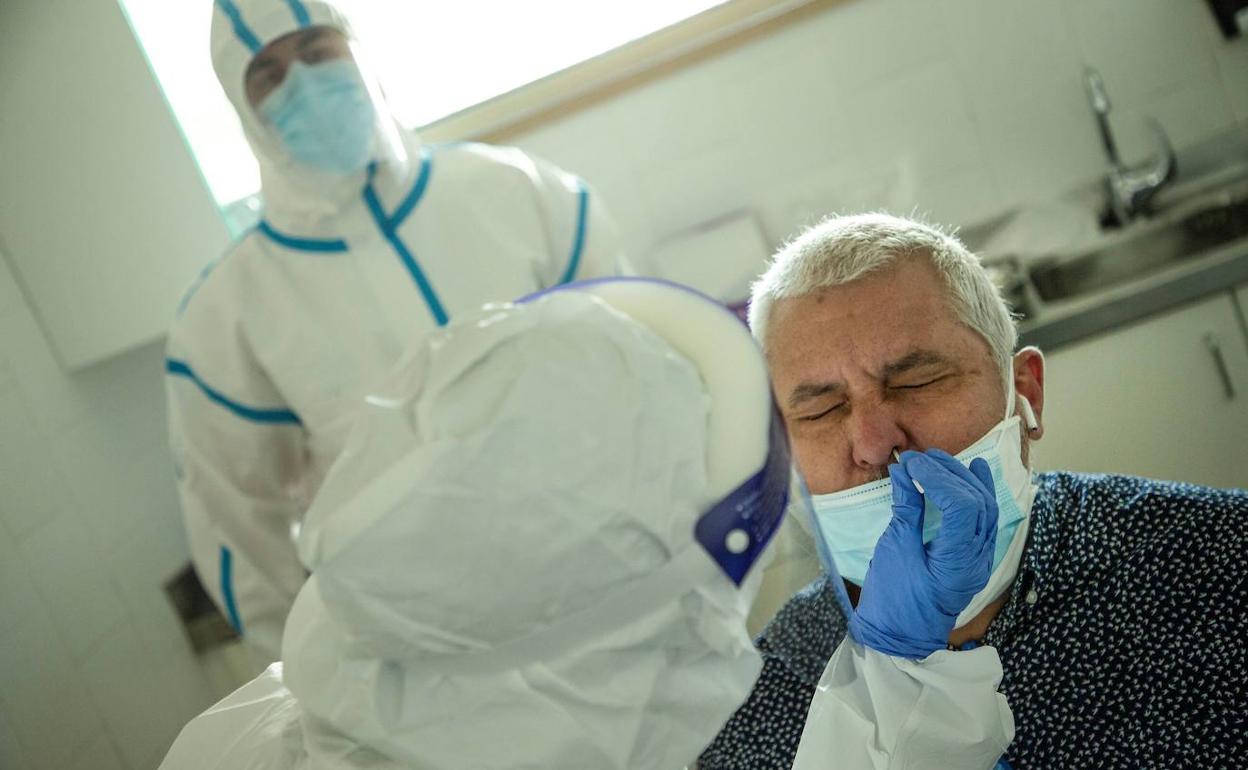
xmin=848 ymin=449 xmax=1000 ymax=659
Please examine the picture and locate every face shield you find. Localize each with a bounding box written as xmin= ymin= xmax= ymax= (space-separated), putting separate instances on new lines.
xmin=516 ymin=279 xmax=794 ymax=589
xmin=512 ymin=278 xmax=855 ymax=642
xmin=788 ymin=466 xmax=857 ymax=618
xmin=244 ymin=26 xmax=408 ymax=178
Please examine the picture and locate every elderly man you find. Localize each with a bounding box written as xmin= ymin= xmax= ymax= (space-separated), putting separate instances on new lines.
xmin=699 ymin=213 xmax=1247 ymax=769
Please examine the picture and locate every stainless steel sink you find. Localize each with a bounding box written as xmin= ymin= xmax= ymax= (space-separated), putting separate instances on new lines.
xmin=1025 ymin=178 xmax=1248 ymax=304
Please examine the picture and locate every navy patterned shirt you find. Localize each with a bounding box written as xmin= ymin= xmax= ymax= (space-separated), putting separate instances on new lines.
xmin=699 ymin=472 xmax=1248 ymax=769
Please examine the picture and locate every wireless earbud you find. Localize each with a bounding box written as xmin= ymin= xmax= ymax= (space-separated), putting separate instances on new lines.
xmin=1018 ymin=396 xmax=1040 ymax=434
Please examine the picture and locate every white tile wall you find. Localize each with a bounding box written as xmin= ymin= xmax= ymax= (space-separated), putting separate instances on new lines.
xmin=0 ymin=380 xmax=64 ymax=540
xmin=511 ymin=0 xmax=1247 ymax=267
xmin=0 ymin=707 xmax=29 ymax=770
xmin=0 ymin=524 xmax=42 ymax=640
xmin=62 ymin=733 xmax=127 ymax=770
xmin=0 ymin=1 xmax=1243 ymax=769
xmin=81 ymin=624 xmax=190 ymax=769
xmin=0 ymin=608 xmax=106 ymax=769
xmin=1066 ymin=0 xmax=1219 ymax=102
xmin=817 ymin=0 xmax=949 ymax=82
xmin=0 ymin=249 xmax=213 ymax=769
xmin=16 ymin=511 xmax=128 ymax=657
xmin=0 ymin=302 xmax=94 ymax=434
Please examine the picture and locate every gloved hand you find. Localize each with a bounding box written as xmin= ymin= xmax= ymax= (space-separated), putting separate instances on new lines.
xmin=849 ymin=449 xmax=999 ymax=659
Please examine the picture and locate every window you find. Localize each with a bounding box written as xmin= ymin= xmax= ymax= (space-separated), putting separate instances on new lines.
xmin=118 ymin=0 xmax=758 ymax=223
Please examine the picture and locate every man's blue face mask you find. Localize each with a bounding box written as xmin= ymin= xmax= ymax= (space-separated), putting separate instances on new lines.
xmin=810 ymin=414 xmax=1032 ymax=587
xmin=804 ymin=373 xmax=1041 ymax=627
xmin=259 ymin=59 xmax=376 ymax=174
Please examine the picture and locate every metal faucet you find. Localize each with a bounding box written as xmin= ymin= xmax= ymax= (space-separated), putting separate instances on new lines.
xmin=1084 ymin=67 xmax=1176 ymax=225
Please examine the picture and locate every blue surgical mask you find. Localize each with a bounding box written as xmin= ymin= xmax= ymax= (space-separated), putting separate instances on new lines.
xmin=809 ymin=411 xmax=1035 ymax=589
xmin=259 ymin=59 xmax=377 ymax=174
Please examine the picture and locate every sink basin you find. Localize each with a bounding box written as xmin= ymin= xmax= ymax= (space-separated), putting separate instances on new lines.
xmin=1027 ymin=179 xmax=1248 ymax=303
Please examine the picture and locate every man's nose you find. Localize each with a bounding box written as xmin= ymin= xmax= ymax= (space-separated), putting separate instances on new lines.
xmin=848 ymin=403 xmax=907 ymax=474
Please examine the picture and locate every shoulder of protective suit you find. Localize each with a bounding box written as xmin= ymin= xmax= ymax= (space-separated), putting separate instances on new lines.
xmin=427 ymin=141 xmax=551 ymax=189
xmin=430 ymin=140 xmax=530 ymax=165
xmin=168 ymin=233 xmax=267 ymax=344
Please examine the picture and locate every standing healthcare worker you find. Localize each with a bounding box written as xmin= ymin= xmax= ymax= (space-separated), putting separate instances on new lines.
xmin=166 ymin=0 xmax=624 ymax=662
xmin=160 ymin=279 xmax=1012 ymax=770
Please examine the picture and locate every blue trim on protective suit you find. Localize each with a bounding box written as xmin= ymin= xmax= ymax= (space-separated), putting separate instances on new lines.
xmin=559 ymin=180 xmax=590 ymax=285
xmin=284 ymin=0 xmax=312 ymax=26
xmin=257 ymin=220 xmax=348 ymax=252
xmin=389 ymin=147 xmax=433 ymax=229
xmin=215 ymin=0 xmax=263 ymax=54
xmin=362 ymin=153 xmax=448 ymax=326
xmin=166 ymin=359 xmax=303 ymax=425
xmin=220 ymin=546 xmax=244 ymax=634
xmin=176 ymin=258 xmax=221 ymax=317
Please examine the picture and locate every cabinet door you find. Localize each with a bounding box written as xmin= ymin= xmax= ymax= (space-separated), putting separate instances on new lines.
xmin=1030 ymin=293 xmax=1248 ymax=490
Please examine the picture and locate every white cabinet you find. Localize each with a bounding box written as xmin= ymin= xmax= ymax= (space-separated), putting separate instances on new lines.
xmin=1030 ymin=292 xmax=1248 ymax=490
xmin=0 ymin=0 xmax=229 ymax=370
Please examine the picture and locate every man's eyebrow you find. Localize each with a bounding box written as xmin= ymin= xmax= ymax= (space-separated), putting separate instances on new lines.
xmin=785 ymin=350 xmax=955 ymax=408
xmin=881 ymin=349 xmax=954 ymax=379
xmin=245 ymin=55 xmax=280 ymax=79
xmin=297 ymin=27 xmax=337 ymax=50
xmin=787 ymin=381 xmax=844 ymax=409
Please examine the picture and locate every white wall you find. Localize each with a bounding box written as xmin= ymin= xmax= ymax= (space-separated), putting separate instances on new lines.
xmin=0 ymin=250 xmax=218 ymax=769
xmin=510 ymin=0 xmax=1248 ymax=267
xmin=0 ymin=0 xmax=229 ymax=371
xmin=0 ymin=1 xmax=1244 ymax=768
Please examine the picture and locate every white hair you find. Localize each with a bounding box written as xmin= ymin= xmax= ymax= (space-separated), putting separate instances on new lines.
xmin=749 ymin=212 xmax=1018 ymax=383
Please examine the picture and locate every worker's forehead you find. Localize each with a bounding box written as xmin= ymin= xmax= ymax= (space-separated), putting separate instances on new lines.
xmin=248 ymin=26 xmax=345 ymax=70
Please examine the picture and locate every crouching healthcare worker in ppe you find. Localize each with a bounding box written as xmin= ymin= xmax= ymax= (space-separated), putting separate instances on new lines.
xmin=159 ymin=279 xmax=1012 ymax=770
xmin=166 ymin=0 xmax=625 ymax=665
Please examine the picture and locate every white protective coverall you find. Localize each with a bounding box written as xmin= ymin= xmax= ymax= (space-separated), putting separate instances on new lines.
xmin=166 ymin=0 xmax=622 ymax=661
xmin=160 ymin=280 xmax=1013 ymax=770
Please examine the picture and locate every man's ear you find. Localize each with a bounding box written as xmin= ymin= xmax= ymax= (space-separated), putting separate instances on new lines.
xmin=1013 ymin=347 xmax=1045 ymax=439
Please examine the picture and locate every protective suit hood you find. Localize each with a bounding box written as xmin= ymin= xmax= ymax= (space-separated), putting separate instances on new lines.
xmin=209 ymin=0 xmax=414 ymax=231
xmin=282 ymin=280 xmax=783 ymax=769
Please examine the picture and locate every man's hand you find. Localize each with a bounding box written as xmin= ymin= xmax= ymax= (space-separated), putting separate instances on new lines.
xmin=848 ymin=449 xmax=999 ymax=659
